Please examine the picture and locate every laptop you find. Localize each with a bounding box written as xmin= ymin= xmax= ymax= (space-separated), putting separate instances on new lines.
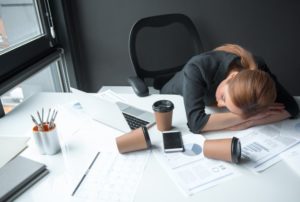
xmin=71 ymin=89 xmax=155 ymax=132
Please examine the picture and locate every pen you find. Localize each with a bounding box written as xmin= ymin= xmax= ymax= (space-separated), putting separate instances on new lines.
xmin=31 ymin=115 xmax=42 ymax=131
xmin=50 ymin=109 xmax=56 ymax=123
xmin=46 ymin=108 xmax=51 ymax=123
xmin=37 ymin=111 xmax=43 ymax=124
xmin=49 ymin=110 xmax=58 ymax=128
xmin=37 ymin=111 xmax=44 ymax=131
xmin=42 ymin=108 xmax=44 ymax=123
xmin=71 ymin=152 xmax=100 ymax=196
xmin=52 ymin=111 xmax=58 ymax=123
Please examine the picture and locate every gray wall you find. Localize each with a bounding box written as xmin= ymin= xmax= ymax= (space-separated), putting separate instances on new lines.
xmin=69 ymin=0 xmax=300 ymax=95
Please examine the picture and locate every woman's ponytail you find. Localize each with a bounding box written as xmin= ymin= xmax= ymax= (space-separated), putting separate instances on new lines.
xmin=214 ymin=44 xmax=257 ymax=70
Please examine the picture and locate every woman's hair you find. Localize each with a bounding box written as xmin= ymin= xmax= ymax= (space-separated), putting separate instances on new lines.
xmin=215 ymin=44 xmax=277 ymax=117
xmin=214 ymin=44 xmax=257 ymax=70
xmin=227 ymin=69 xmax=277 ymax=117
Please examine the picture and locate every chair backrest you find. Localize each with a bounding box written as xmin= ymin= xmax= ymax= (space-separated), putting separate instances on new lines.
xmin=129 ymin=13 xmax=203 ymax=89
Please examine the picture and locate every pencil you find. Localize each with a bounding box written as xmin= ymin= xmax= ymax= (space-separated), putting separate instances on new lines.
xmin=71 ymin=152 xmax=100 ymax=196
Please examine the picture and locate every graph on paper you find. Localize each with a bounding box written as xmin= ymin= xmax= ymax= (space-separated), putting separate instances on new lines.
xmin=238 ymin=123 xmax=300 ymax=172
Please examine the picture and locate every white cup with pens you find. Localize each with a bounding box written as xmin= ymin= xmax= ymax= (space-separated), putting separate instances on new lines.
xmin=31 ymin=108 xmax=61 ymax=155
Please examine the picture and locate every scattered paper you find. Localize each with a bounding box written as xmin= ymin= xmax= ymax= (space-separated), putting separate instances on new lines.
xmin=280 ymin=143 xmax=300 ymax=176
xmin=237 ymin=120 xmax=300 ymax=172
xmin=279 ymin=119 xmax=300 ymax=176
xmin=95 ymin=89 xmax=127 ymax=103
xmin=55 ymin=102 xmax=91 ymax=137
xmin=0 ymin=136 xmax=30 ymax=168
xmin=153 ymin=134 xmax=239 ymax=196
xmin=72 ymin=151 xmax=150 ymax=202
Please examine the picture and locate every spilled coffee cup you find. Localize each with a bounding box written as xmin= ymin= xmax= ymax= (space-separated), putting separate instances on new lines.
xmin=152 ymin=100 xmax=174 ymax=131
xmin=116 ymin=126 xmax=151 ymax=154
xmin=203 ymin=137 xmax=241 ymax=163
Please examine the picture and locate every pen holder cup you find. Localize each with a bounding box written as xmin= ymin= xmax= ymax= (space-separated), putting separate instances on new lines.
xmin=32 ymin=124 xmax=61 ymax=155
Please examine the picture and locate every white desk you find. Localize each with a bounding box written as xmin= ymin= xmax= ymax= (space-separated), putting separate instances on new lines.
xmin=1 ymin=88 xmax=300 ymax=202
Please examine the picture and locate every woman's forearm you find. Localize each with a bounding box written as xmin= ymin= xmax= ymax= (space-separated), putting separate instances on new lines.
xmin=222 ymin=110 xmax=290 ymax=131
xmin=244 ymin=110 xmax=290 ymax=129
xmin=201 ymin=112 xmax=247 ymax=132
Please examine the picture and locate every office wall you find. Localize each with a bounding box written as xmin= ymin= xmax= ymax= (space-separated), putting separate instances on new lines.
xmin=67 ymin=0 xmax=300 ymax=95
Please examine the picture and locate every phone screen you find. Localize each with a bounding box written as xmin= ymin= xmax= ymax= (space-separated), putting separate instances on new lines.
xmin=163 ymin=131 xmax=184 ymax=152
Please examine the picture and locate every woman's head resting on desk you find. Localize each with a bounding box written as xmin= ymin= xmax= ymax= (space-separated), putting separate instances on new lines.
xmin=215 ymin=44 xmax=277 ymax=118
xmin=161 ymin=43 xmax=297 ymax=132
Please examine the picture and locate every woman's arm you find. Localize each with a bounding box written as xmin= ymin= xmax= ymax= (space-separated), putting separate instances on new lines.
xmin=202 ymin=103 xmax=288 ymax=132
xmin=202 ymin=109 xmax=289 ymax=132
xmin=226 ymin=110 xmax=290 ymax=131
xmin=201 ymin=111 xmax=248 ymax=132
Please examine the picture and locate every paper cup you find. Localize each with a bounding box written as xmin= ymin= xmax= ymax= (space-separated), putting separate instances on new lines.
xmin=203 ymin=137 xmax=241 ymax=163
xmin=116 ymin=126 xmax=151 ymax=154
xmin=152 ymin=100 xmax=174 ymax=131
xmin=32 ymin=124 xmax=61 ymax=155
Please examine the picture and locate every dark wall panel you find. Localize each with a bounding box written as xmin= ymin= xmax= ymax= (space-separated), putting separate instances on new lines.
xmin=70 ymin=0 xmax=300 ymax=95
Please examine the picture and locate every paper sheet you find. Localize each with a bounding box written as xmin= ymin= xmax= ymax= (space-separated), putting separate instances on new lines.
xmin=280 ymin=143 xmax=300 ymax=176
xmin=55 ymin=101 xmax=91 ymax=137
xmin=237 ymin=120 xmax=300 ymax=172
xmin=0 ymin=136 xmax=30 ymax=168
xmin=153 ymin=134 xmax=239 ymax=196
xmin=279 ymin=119 xmax=300 ymax=176
xmin=95 ymin=89 xmax=127 ymax=103
xmin=72 ymin=151 xmax=150 ymax=202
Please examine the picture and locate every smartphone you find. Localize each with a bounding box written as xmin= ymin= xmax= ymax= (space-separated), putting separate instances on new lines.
xmin=162 ymin=130 xmax=184 ymax=153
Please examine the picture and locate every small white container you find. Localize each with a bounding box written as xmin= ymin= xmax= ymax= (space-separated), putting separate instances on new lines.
xmin=32 ymin=124 xmax=61 ymax=155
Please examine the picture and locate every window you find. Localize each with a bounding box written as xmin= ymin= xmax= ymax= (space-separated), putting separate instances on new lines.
xmin=0 ymin=0 xmax=71 ymax=117
xmin=1 ymin=58 xmax=68 ymax=114
xmin=0 ymin=0 xmax=43 ymax=53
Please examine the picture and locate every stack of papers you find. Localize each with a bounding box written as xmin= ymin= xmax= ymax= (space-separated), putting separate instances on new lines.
xmin=0 ymin=136 xmax=30 ymax=168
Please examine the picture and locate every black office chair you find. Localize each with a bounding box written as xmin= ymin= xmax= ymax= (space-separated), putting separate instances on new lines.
xmin=128 ymin=13 xmax=203 ymax=97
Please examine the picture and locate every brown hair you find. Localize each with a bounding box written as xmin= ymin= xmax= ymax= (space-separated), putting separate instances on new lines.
xmin=215 ymin=44 xmax=257 ymax=70
xmin=215 ymin=44 xmax=276 ymax=117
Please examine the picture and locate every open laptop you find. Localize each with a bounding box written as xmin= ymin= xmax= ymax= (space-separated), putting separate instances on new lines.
xmin=71 ymin=89 xmax=155 ymax=132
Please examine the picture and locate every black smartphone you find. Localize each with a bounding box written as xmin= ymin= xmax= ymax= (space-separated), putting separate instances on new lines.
xmin=162 ymin=130 xmax=184 ymax=153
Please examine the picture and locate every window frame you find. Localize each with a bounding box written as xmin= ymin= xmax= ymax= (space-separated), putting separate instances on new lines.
xmin=0 ymin=0 xmax=58 ymax=94
xmin=0 ymin=0 xmax=70 ymax=118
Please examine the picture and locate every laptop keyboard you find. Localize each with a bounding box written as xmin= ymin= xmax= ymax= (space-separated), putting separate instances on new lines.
xmin=122 ymin=113 xmax=149 ymax=130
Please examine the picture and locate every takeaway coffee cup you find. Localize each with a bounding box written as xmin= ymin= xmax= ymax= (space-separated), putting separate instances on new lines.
xmin=116 ymin=126 xmax=152 ymax=154
xmin=203 ymin=137 xmax=241 ymax=163
xmin=152 ymin=100 xmax=174 ymax=131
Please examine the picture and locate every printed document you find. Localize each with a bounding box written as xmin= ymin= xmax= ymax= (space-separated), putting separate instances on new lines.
xmin=153 ymin=134 xmax=239 ymax=196
xmin=237 ymin=119 xmax=300 ymax=172
xmin=279 ymin=119 xmax=300 ymax=176
xmin=280 ymin=143 xmax=300 ymax=176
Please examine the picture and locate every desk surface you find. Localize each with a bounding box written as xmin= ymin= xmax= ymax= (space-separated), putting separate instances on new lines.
xmin=0 ymin=87 xmax=300 ymax=202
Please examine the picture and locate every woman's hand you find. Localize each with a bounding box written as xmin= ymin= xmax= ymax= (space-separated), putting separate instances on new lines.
xmin=227 ymin=106 xmax=290 ymax=131
xmin=247 ymin=103 xmax=285 ymax=121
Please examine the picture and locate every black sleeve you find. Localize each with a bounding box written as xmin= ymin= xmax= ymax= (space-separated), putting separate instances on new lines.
xmin=182 ymin=61 xmax=210 ymax=133
xmin=255 ymin=56 xmax=299 ymax=118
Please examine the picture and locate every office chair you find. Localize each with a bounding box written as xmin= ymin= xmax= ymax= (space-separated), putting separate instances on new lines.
xmin=128 ymin=13 xmax=203 ymax=97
